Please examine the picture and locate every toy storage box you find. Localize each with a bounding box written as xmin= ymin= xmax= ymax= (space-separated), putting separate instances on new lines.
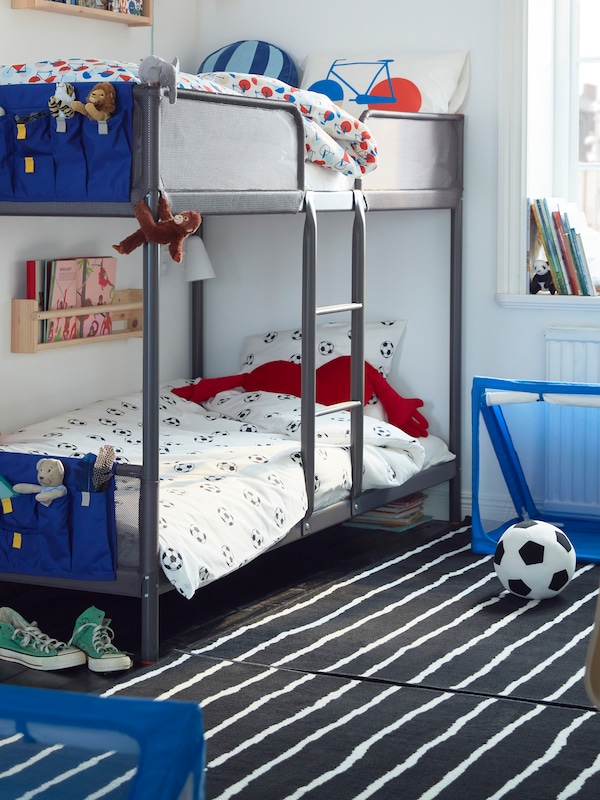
xmin=471 ymin=376 xmax=600 ymax=563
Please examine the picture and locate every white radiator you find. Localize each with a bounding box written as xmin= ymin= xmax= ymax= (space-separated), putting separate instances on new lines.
xmin=544 ymin=327 xmax=600 ymax=512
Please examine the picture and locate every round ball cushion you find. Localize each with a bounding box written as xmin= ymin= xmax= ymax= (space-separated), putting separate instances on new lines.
xmin=198 ymin=40 xmax=298 ymax=87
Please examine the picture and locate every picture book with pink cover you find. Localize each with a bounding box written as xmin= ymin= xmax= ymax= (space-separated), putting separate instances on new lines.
xmin=45 ymin=256 xmax=117 ymax=341
xmin=78 ymin=256 xmax=117 ymax=338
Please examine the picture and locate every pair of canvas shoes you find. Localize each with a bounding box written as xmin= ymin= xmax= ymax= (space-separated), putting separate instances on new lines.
xmin=0 ymin=605 xmax=132 ymax=673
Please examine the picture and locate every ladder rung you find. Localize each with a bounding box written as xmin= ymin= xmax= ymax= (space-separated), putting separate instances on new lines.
xmin=315 ymin=400 xmax=362 ymax=418
xmin=316 ymin=302 xmax=363 ymax=317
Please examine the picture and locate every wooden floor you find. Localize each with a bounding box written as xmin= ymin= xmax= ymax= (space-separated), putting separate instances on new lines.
xmin=0 ymin=519 xmax=454 ymax=694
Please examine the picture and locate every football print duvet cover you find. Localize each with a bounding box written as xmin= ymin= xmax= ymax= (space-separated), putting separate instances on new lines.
xmin=0 ymin=382 xmax=425 ymax=598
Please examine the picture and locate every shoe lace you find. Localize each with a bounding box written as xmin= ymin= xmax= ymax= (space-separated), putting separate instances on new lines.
xmin=12 ymin=622 xmax=67 ymax=654
xmin=74 ymin=619 xmax=121 ymax=656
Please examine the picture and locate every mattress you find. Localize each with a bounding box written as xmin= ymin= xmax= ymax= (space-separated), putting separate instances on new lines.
xmin=0 ymin=381 xmax=453 ymax=599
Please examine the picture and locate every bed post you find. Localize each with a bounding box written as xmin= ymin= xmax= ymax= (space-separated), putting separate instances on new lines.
xmin=301 ymin=194 xmax=317 ymax=519
xmin=139 ymin=85 xmax=162 ymax=664
xmin=449 ymin=192 xmax=463 ymax=523
xmin=350 ymin=190 xmax=366 ymax=500
xmin=191 ymin=279 xmax=204 ymax=378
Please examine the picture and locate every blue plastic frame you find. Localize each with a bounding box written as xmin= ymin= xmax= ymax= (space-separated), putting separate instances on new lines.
xmin=0 ymin=684 xmax=205 ymax=799
xmin=471 ymin=375 xmax=600 ymax=562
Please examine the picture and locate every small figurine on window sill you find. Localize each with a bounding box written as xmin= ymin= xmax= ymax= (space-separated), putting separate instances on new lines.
xmin=530 ymin=259 xmax=556 ymax=294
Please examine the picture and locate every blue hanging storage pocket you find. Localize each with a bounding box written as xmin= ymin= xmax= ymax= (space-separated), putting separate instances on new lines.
xmin=51 ymin=113 xmax=87 ymax=200
xmin=13 ymin=109 xmax=56 ymax=201
xmin=69 ymin=452 xmax=117 ymax=580
xmin=80 ymin=82 xmax=133 ymax=201
xmin=0 ymin=81 xmax=134 ymax=203
xmin=0 ymin=452 xmax=117 ymax=581
xmin=0 ymin=112 xmax=14 ymax=199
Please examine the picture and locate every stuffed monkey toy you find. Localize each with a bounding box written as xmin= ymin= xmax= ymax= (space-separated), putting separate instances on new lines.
xmin=172 ymin=356 xmax=429 ymax=438
xmin=113 ymin=195 xmax=202 ymax=263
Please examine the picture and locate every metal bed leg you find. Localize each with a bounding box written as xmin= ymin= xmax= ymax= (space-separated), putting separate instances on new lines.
xmin=449 ymin=198 xmax=463 ymax=522
xmin=140 ymin=234 xmax=160 ymax=665
xmin=139 ymin=85 xmax=161 ymax=664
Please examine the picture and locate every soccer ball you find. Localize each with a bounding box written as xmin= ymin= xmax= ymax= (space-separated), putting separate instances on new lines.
xmin=493 ymin=519 xmax=576 ymax=600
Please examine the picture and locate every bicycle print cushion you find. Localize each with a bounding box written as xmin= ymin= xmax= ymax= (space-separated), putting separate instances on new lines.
xmin=300 ymin=52 xmax=469 ymax=116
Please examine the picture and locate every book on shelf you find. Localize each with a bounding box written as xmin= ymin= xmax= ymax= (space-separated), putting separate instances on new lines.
xmin=25 ymin=259 xmax=45 ymax=308
xmin=528 ymin=198 xmax=597 ymax=296
xmin=107 ymin=0 xmax=142 ymax=13
xmin=77 ymin=256 xmax=117 ymax=338
xmin=42 ymin=256 xmax=117 ymax=343
xmin=44 ymin=258 xmax=81 ymax=344
xmin=75 ymin=1 xmax=109 ymax=8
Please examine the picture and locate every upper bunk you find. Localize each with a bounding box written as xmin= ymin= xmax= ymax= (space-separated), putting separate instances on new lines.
xmin=0 ymin=58 xmax=464 ymax=218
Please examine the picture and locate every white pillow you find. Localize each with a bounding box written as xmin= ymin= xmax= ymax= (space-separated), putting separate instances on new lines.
xmin=239 ymin=320 xmax=407 ymax=376
xmin=300 ymin=52 xmax=469 ymax=116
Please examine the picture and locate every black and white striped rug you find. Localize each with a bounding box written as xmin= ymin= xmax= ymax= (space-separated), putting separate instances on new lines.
xmin=105 ymin=521 xmax=600 ymax=799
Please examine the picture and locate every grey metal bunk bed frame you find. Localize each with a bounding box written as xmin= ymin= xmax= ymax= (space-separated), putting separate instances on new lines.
xmin=1 ymin=86 xmax=463 ymax=664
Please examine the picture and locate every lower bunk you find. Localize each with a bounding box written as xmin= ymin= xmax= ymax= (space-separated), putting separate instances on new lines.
xmin=0 ymin=379 xmax=456 ymax=663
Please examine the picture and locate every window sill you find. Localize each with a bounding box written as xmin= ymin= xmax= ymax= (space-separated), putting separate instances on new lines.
xmin=496 ymin=293 xmax=600 ymax=310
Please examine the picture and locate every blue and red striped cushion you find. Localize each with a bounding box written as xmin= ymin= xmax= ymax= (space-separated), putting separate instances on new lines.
xmin=198 ymin=40 xmax=298 ymax=87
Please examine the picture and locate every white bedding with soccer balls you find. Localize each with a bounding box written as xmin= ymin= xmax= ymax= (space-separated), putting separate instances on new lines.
xmin=0 ymin=382 xmax=437 ymax=598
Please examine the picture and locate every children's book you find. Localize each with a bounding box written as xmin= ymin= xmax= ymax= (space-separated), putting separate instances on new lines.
xmin=25 ymin=259 xmax=45 ymax=308
xmin=43 ymin=256 xmax=118 ymax=341
xmin=77 ymin=256 xmax=117 ymax=338
xmin=44 ymin=258 xmax=81 ymax=343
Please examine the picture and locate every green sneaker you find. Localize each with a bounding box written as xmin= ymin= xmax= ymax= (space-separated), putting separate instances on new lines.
xmin=0 ymin=607 xmax=86 ymax=671
xmin=69 ymin=606 xmax=132 ymax=672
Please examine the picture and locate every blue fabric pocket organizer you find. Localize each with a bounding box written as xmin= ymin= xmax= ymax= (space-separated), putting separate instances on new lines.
xmin=0 ymin=82 xmax=133 ymax=203
xmin=0 ymin=113 xmax=15 ymax=197
xmin=0 ymin=452 xmax=117 ymax=581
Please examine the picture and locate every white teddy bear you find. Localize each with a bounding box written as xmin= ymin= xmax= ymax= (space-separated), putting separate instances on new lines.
xmin=13 ymin=458 xmax=67 ymax=507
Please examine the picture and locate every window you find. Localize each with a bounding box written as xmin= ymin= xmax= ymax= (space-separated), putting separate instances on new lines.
xmin=497 ymin=0 xmax=600 ymax=302
xmin=578 ymin=0 xmax=600 ymax=231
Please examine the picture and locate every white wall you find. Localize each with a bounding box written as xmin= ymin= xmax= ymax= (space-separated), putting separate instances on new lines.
xmin=0 ymin=0 xmax=581 ymax=520
xmin=0 ymin=0 xmax=198 ymax=434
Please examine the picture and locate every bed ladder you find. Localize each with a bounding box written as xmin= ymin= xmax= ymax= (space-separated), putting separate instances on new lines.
xmin=301 ymin=189 xmax=367 ymax=523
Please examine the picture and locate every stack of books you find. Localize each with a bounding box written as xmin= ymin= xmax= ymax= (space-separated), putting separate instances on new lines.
xmin=108 ymin=0 xmax=143 ymax=13
xmin=27 ymin=256 xmax=117 ymax=344
xmin=529 ymin=198 xmax=598 ymax=296
xmin=343 ymin=492 xmax=429 ymax=532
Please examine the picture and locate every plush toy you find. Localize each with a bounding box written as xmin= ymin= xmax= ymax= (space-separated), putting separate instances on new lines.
xmin=172 ymin=356 xmax=429 ymax=438
xmin=139 ymin=55 xmax=180 ymax=104
xmin=48 ymin=82 xmax=76 ymax=126
xmin=530 ymin=259 xmax=556 ymax=294
xmin=13 ymin=458 xmax=67 ymax=507
xmin=113 ymin=194 xmax=202 ymax=263
xmin=71 ymin=82 xmax=116 ymax=122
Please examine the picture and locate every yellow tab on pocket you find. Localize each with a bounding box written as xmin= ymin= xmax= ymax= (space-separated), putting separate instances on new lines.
xmin=12 ymin=532 xmax=22 ymax=550
xmin=17 ymin=123 xmax=26 ymax=140
xmin=24 ymin=157 xmax=34 ymax=174
xmin=1 ymin=498 xmax=13 ymax=514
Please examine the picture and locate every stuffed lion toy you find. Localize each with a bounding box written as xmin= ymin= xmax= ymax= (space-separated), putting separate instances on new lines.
xmin=71 ymin=82 xmax=116 ymax=122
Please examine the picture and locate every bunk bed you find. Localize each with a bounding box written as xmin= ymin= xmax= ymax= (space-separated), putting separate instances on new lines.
xmin=0 ymin=60 xmax=464 ymax=664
